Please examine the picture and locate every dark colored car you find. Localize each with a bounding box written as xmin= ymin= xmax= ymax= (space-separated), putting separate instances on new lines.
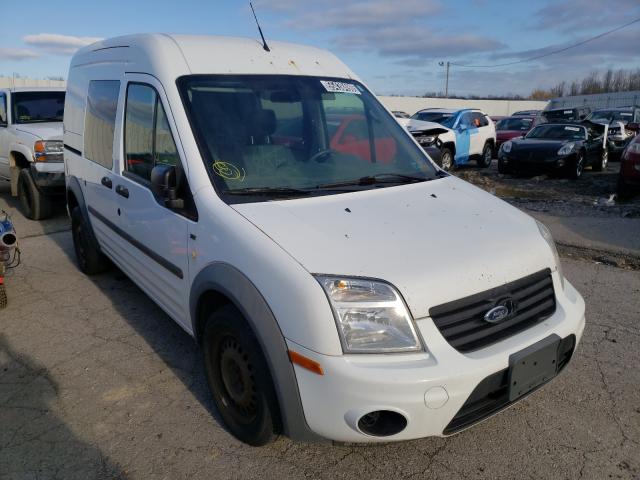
xmin=498 ymin=122 xmax=608 ymax=179
xmin=586 ymin=107 xmax=640 ymax=159
xmin=618 ymin=134 xmax=640 ymax=199
xmin=495 ymin=116 xmax=536 ymax=150
xmin=539 ymin=107 xmax=590 ymax=124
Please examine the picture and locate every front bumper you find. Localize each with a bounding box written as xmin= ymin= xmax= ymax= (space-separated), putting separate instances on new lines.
xmin=29 ymin=163 xmax=65 ymax=194
xmin=289 ymin=274 xmax=585 ymax=443
xmin=499 ymin=152 xmax=572 ymax=173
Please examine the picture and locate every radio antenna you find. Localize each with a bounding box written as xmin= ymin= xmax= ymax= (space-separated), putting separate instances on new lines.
xmin=249 ymin=2 xmax=270 ymax=52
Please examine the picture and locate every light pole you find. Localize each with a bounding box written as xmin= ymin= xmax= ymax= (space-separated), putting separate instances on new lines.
xmin=438 ymin=61 xmax=450 ymax=98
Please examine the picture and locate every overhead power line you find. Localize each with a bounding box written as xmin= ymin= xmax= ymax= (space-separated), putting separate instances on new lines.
xmin=450 ymin=16 xmax=640 ymax=68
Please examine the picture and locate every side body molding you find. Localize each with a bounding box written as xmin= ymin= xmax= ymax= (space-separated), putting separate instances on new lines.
xmin=190 ymin=262 xmax=325 ymax=443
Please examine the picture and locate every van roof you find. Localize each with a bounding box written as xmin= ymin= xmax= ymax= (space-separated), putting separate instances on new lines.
xmin=71 ymin=33 xmax=358 ymax=80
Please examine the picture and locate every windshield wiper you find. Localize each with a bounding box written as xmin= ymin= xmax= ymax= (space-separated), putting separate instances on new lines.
xmin=223 ymin=187 xmax=313 ymax=197
xmin=316 ymin=173 xmax=429 ymax=189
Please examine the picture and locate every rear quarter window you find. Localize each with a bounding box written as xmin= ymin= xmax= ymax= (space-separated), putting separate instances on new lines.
xmin=84 ymin=80 xmax=120 ymax=169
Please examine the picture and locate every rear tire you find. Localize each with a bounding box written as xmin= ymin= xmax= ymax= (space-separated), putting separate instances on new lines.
xmin=71 ymin=207 xmax=110 ymax=275
xmin=568 ymin=151 xmax=585 ymax=180
xmin=17 ymin=168 xmax=52 ymax=220
xmin=477 ymin=143 xmax=493 ymax=168
xmin=440 ymin=147 xmax=454 ymax=171
xmin=203 ymin=304 xmax=281 ymax=446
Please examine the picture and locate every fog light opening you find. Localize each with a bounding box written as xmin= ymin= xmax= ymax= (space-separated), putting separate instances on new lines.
xmin=357 ymin=410 xmax=407 ymax=437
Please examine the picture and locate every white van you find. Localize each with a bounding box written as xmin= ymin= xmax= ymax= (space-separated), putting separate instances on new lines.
xmin=64 ymin=34 xmax=585 ymax=446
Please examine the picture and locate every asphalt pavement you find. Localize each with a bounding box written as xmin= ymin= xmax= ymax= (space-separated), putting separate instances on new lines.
xmin=0 ymin=179 xmax=639 ymax=480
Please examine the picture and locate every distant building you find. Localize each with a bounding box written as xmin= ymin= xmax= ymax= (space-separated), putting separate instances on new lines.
xmin=0 ymin=76 xmax=66 ymax=89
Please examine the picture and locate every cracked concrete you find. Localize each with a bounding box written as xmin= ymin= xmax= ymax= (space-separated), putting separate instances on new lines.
xmin=0 ymin=181 xmax=639 ymax=479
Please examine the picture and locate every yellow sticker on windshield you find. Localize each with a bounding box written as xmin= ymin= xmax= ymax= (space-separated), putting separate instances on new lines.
xmin=212 ymin=161 xmax=245 ymax=181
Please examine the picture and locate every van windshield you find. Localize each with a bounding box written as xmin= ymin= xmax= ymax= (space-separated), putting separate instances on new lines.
xmin=12 ymin=91 xmax=65 ymax=124
xmin=178 ymin=75 xmax=439 ymax=203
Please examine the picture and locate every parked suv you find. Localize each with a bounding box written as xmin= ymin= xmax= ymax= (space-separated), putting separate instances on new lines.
xmin=0 ymin=88 xmax=65 ymax=219
xmin=65 ymin=34 xmax=585 ymax=446
xmin=407 ymin=108 xmax=496 ymax=168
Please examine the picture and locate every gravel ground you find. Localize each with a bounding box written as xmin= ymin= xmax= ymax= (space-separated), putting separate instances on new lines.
xmin=0 ymin=178 xmax=639 ymax=480
xmin=455 ymin=161 xmax=640 ymax=219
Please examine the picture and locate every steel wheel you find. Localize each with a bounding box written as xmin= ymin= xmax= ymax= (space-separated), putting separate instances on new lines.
xmin=219 ymin=336 xmax=258 ymax=424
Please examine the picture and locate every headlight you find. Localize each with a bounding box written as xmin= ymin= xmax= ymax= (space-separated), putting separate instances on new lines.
xmin=34 ymin=140 xmax=64 ymax=162
xmin=536 ymin=221 xmax=564 ymax=290
xmin=557 ymin=142 xmax=575 ymax=156
xmin=316 ymin=276 xmax=422 ymax=353
xmin=501 ymin=141 xmax=512 ymax=153
xmin=415 ymin=135 xmax=436 ymax=145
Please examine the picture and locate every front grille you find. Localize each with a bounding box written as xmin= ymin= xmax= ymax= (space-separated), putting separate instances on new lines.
xmin=430 ymin=269 xmax=556 ymax=353
xmin=443 ymin=334 xmax=575 ymax=435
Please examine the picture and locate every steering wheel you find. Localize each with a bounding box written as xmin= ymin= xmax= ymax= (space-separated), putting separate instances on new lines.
xmin=308 ymin=149 xmax=334 ymax=163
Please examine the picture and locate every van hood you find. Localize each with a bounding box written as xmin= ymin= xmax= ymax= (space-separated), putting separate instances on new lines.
xmin=232 ymin=177 xmax=555 ymax=320
xmin=15 ymin=122 xmax=63 ymax=141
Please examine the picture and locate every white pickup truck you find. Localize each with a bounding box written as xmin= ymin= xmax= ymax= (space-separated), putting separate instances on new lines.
xmin=0 ymin=87 xmax=65 ymax=220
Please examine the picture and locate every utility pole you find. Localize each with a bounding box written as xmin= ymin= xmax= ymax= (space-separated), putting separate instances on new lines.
xmin=438 ymin=61 xmax=450 ymax=98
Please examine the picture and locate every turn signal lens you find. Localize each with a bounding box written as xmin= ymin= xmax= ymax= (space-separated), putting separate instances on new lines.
xmin=288 ymin=350 xmax=324 ymax=375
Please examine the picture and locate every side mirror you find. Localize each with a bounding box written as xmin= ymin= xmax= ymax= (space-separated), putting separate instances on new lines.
xmin=151 ymin=164 xmax=184 ymax=209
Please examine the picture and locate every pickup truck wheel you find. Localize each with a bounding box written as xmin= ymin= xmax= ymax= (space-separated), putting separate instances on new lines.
xmin=71 ymin=207 xmax=110 ymax=275
xmin=593 ymin=148 xmax=608 ymax=172
xmin=477 ymin=143 xmax=493 ymax=168
xmin=203 ymin=304 xmax=281 ymax=446
xmin=17 ymin=168 xmax=52 ymax=220
xmin=440 ymin=147 xmax=454 ymax=171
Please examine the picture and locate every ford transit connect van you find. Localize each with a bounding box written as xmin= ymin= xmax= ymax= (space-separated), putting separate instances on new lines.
xmin=64 ymin=34 xmax=585 ymax=446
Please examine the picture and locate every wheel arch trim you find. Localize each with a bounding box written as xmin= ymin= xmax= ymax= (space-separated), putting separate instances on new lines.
xmin=190 ymin=262 xmax=326 ymax=443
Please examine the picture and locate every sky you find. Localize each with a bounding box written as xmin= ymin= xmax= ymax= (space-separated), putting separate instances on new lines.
xmin=1 ymin=0 xmax=639 ymax=97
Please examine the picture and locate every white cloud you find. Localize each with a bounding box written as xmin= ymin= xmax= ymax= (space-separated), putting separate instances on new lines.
xmin=0 ymin=48 xmax=39 ymax=61
xmin=22 ymin=33 xmax=103 ymax=55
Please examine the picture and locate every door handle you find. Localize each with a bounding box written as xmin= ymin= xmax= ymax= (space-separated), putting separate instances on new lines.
xmin=101 ymin=176 xmax=112 ymax=189
xmin=115 ymin=185 xmax=129 ymax=198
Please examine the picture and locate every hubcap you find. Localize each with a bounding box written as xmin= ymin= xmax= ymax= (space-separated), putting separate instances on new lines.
xmin=484 ymin=148 xmax=492 ymax=164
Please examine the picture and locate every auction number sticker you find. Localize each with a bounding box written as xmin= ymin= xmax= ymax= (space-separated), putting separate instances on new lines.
xmin=565 ymin=126 xmax=580 ymax=131
xmin=564 ymin=110 xmax=573 ymax=114
xmin=320 ymin=80 xmax=361 ymax=94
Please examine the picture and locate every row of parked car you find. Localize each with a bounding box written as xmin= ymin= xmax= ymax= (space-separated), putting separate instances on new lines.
xmin=393 ymin=104 xmax=640 ymax=194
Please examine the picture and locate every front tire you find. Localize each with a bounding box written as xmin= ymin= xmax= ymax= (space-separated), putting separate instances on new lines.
xmin=477 ymin=142 xmax=493 ymax=168
xmin=497 ymin=158 xmax=510 ymax=174
xmin=440 ymin=147 xmax=454 ymax=171
xmin=203 ymin=305 xmax=281 ymax=446
xmin=71 ymin=207 xmax=110 ymax=275
xmin=593 ymin=148 xmax=608 ymax=172
xmin=17 ymin=168 xmax=52 ymax=220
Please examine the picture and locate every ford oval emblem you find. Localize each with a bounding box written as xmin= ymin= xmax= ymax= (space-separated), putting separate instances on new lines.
xmin=484 ymin=298 xmax=517 ymax=324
